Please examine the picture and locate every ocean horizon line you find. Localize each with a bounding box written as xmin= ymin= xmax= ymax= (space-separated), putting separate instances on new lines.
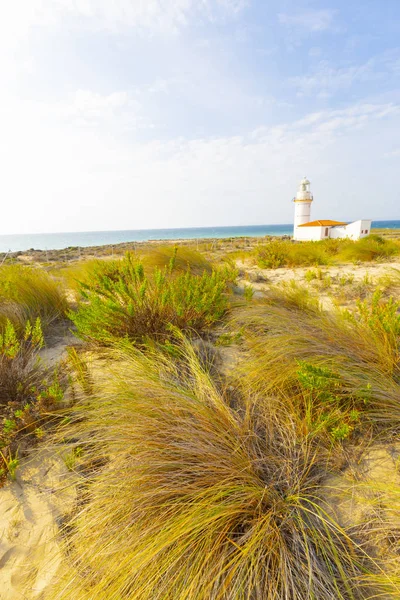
xmin=0 ymin=218 xmax=398 ymax=238
xmin=0 ymin=220 xmax=399 ymax=254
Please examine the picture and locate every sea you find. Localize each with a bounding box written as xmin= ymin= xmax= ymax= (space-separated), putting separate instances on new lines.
xmin=0 ymin=221 xmax=399 ymax=253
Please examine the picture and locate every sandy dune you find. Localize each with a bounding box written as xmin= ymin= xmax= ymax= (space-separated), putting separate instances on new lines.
xmin=0 ymin=450 xmax=76 ymax=600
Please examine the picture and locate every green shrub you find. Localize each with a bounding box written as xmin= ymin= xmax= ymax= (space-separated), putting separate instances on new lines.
xmin=0 ymin=318 xmax=44 ymax=407
xmin=0 ymin=317 xmax=67 ymax=482
xmin=70 ymin=251 xmax=232 ymax=346
xmin=356 ymin=290 xmax=400 ymax=340
xmin=256 ymin=240 xmax=288 ymax=268
xmin=53 ymin=341 xmax=374 ymax=600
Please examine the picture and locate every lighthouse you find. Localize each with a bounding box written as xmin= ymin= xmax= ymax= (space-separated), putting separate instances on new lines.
xmin=293 ymin=176 xmax=313 ymax=231
xmin=292 ymin=176 xmax=372 ymax=241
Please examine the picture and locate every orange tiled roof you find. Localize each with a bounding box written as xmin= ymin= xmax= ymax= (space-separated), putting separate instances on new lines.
xmin=298 ymin=220 xmax=347 ymax=228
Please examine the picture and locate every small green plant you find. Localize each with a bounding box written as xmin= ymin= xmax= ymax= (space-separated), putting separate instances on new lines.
xmin=3 ymin=418 xmax=17 ymax=435
xmin=297 ymin=361 xmax=342 ymax=403
xmin=330 ymin=423 xmax=352 ymax=442
xmin=64 ymin=446 xmax=83 ymax=471
xmin=243 ymin=284 xmax=254 ymax=301
xmin=362 ymin=273 xmax=372 ymax=285
xmin=215 ymin=330 xmax=243 ymax=346
xmin=34 ymin=427 xmax=45 ymax=439
xmin=338 ymin=273 xmax=354 ymax=286
xmin=0 ymin=449 xmax=19 ymax=480
xmin=304 ymin=269 xmax=318 ymax=282
xmin=36 ymin=379 xmax=64 ymax=409
xmin=304 ymin=269 xmax=331 ymax=288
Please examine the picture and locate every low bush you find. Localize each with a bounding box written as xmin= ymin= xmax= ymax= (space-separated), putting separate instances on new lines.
xmin=70 ymin=251 xmax=232 ymax=346
xmin=336 ymin=235 xmax=400 ymax=263
xmin=255 ymin=240 xmax=288 ymax=268
xmin=0 ymin=318 xmax=44 ymax=407
xmin=0 ymin=264 xmax=68 ymax=329
xmin=255 ymin=240 xmax=331 ymax=268
xmin=0 ymin=318 xmax=65 ymax=481
xmin=53 ymin=341 xmax=376 ymax=600
xmin=252 ymin=236 xmax=400 ymax=270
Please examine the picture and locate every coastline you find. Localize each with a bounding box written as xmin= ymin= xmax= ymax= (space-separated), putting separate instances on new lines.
xmin=0 ymin=221 xmax=398 ymax=256
xmin=1 ymin=227 xmax=399 ymax=265
xmin=0 ymin=234 xmax=291 ymax=264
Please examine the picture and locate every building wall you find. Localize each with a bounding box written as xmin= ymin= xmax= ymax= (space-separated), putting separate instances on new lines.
xmin=294 ymin=226 xmax=325 ymax=241
xmin=330 ymin=220 xmax=372 ymax=240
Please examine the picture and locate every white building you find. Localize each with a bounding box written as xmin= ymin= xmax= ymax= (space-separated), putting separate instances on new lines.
xmin=293 ymin=177 xmax=371 ymax=241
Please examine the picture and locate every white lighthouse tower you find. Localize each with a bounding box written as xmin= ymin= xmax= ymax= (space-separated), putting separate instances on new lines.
xmin=293 ymin=176 xmax=313 ymax=234
xmin=292 ymin=176 xmax=372 ymax=241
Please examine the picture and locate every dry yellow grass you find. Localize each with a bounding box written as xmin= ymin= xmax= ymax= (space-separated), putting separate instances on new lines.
xmin=51 ymin=339 xmax=385 ymax=600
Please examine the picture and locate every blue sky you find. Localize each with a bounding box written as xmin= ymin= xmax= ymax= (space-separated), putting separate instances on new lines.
xmin=1 ymin=0 xmax=399 ymax=234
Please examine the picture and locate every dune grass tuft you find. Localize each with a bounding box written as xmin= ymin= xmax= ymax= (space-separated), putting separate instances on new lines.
xmin=336 ymin=235 xmax=400 ymax=263
xmin=233 ymin=288 xmax=400 ymax=441
xmin=54 ymin=340 xmax=377 ymax=600
xmin=140 ymin=245 xmax=214 ymax=275
xmin=0 ymin=264 xmax=68 ymax=330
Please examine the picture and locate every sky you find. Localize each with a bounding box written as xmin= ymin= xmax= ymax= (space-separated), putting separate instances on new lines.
xmin=1 ymin=0 xmax=399 ymax=234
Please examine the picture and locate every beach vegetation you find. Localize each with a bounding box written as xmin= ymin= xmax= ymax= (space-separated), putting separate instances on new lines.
xmin=0 ymin=318 xmax=45 ymax=407
xmin=0 ymin=264 xmax=68 ymax=331
xmin=0 ymin=317 xmax=66 ymax=484
xmin=53 ymin=340 xmax=378 ymax=600
xmin=233 ymin=288 xmax=400 ymax=439
xmin=70 ymin=251 xmax=233 ymax=346
xmin=140 ymin=245 xmax=214 ymax=275
xmin=2 ymin=239 xmax=400 ymax=595
xmin=250 ymin=236 xmax=400 ymax=270
xmin=336 ymin=234 xmax=400 ymax=262
xmin=0 ymin=448 xmax=19 ymax=480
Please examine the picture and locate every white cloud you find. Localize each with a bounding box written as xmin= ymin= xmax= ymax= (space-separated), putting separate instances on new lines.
xmin=384 ymin=148 xmax=400 ymax=158
xmin=289 ymin=52 xmax=400 ymax=97
xmin=278 ymin=10 xmax=336 ymax=33
xmin=57 ymin=90 xmax=147 ymax=129
xmin=0 ymin=97 xmax=398 ymax=235
xmin=1 ymin=0 xmax=247 ymax=41
xmin=70 ymin=90 xmax=129 ymax=115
